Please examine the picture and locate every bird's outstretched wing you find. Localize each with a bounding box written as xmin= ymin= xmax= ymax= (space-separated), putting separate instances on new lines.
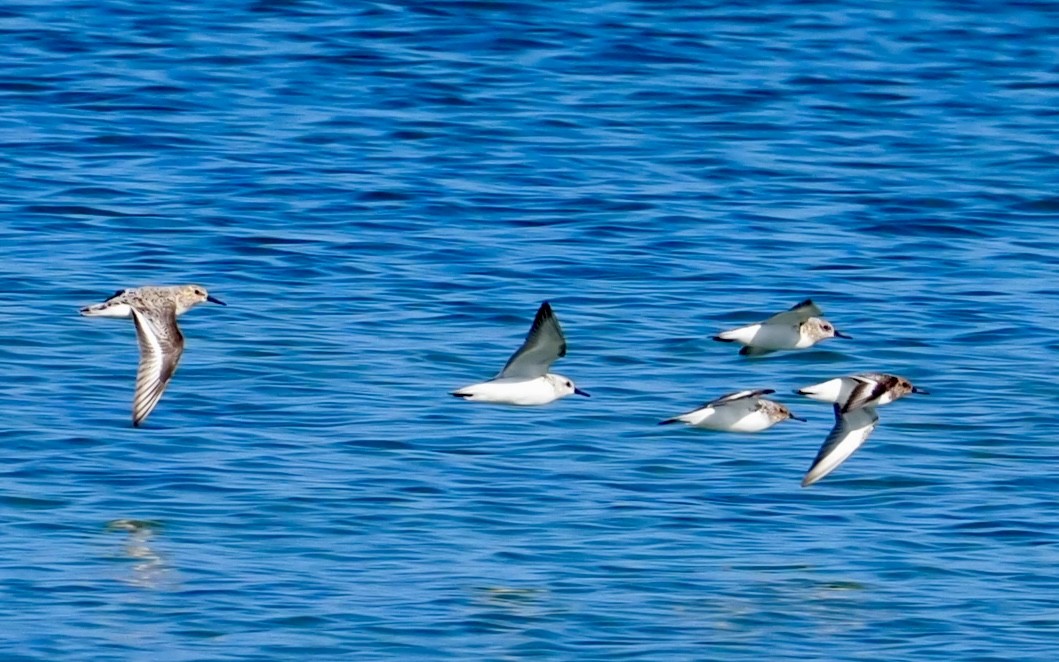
xmin=802 ymin=405 xmax=879 ymax=487
xmin=764 ymin=298 xmax=823 ymax=326
xmin=497 ymin=302 xmax=567 ymax=379
xmin=131 ymin=306 xmax=185 ymax=427
xmin=704 ymin=388 xmax=775 ymax=408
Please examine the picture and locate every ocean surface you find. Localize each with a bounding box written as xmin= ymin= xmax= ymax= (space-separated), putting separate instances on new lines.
xmin=3 ymin=0 xmax=1059 ymax=659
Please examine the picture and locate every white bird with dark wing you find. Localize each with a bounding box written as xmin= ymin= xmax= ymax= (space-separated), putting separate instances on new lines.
xmin=796 ymin=373 xmax=927 ymax=487
xmin=659 ymin=388 xmax=805 ymax=432
xmin=452 ymin=301 xmax=589 ymax=405
xmin=713 ymin=299 xmax=850 ymax=356
xmin=80 ymin=285 xmax=226 ymax=427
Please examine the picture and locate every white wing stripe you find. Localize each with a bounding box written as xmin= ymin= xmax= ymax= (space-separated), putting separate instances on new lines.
xmin=802 ymin=407 xmax=879 ymax=486
xmin=130 ymin=307 xmax=182 ymax=427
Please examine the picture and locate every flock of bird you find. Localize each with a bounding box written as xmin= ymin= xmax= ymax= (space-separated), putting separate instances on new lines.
xmin=449 ymin=297 xmax=926 ymax=487
xmin=79 ymin=286 xmax=925 ymax=487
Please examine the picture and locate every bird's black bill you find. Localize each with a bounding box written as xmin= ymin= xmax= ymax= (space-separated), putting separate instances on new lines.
xmin=912 ymin=386 xmax=929 ymax=395
xmin=790 ymin=414 xmax=808 ymax=422
xmin=207 ymin=295 xmax=227 ymax=306
xmin=574 ymin=388 xmax=591 ymax=397
xmin=834 ymin=330 xmax=852 ymax=339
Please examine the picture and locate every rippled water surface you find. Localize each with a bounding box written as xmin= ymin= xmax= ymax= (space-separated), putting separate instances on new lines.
xmin=4 ymin=1 xmax=1059 ymax=659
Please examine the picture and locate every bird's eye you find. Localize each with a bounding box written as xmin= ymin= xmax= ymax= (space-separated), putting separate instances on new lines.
xmin=566 ymin=381 xmax=572 ymax=387
xmin=823 ymin=324 xmax=832 ymax=331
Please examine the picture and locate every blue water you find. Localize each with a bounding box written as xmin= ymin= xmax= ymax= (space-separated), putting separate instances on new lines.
xmin=3 ymin=0 xmax=1059 ymax=659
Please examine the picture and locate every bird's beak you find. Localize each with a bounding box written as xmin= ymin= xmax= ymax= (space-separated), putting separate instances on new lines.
xmin=834 ymin=330 xmax=852 ymax=339
xmin=789 ymin=414 xmax=808 ymax=422
xmin=912 ymin=386 xmax=929 ymax=395
xmin=574 ymin=388 xmax=591 ymax=397
xmin=207 ymin=295 xmax=227 ymax=306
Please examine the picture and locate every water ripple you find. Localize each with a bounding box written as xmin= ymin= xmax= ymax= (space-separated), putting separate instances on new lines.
xmin=2 ymin=0 xmax=1059 ymax=659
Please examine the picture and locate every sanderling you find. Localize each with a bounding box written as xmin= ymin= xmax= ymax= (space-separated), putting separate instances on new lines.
xmin=796 ymin=373 xmax=927 ymax=486
xmin=80 ymin=285 xmax=226 ymax=427
xmin=713 ymin=299 xmax=850 ymax=356
xmin=452 ymin=301 xmax=589 ymax=405
xmin=659 ymin=388 xmax=806 ymax=432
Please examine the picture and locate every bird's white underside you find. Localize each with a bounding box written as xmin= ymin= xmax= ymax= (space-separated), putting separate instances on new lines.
xmin=716 ymin=323 xmax=813 ymax=350
xmin=454 ymin=375 xmax=569 ymax=405
xmin=677 ymin=406 xmax=777 ymax=432
xmin=798 ymin=377 xmax=851 ymax=404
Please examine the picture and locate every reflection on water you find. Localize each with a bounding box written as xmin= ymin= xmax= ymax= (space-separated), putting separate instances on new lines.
xmin=476 ymin=586 xmax=549 ymax=609
xmin=106 ymin=519 xmax=170 ymax=589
